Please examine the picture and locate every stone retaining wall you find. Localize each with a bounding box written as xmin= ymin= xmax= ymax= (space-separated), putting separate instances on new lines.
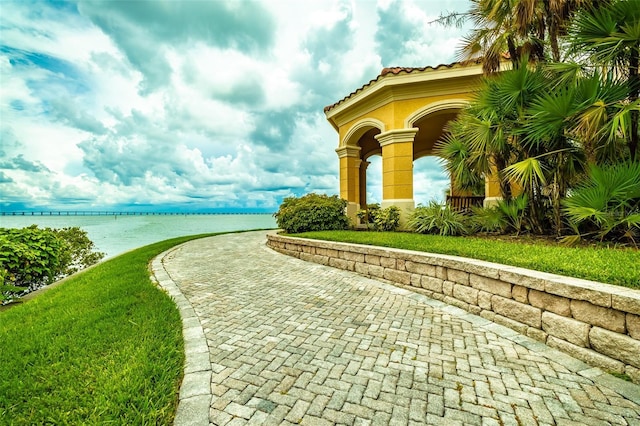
xmin=266 ymin=234 xmax=640 ymax=384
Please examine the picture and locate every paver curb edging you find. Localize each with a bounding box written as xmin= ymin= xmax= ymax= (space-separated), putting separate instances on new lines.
xmin=267 ymin=234 xmax=640 ymax=387
xmin=151 ymin=245 xmax=212 ymax=426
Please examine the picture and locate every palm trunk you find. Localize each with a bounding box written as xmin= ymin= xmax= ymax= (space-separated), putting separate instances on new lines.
xmin=629 ymin=46 xmax=639 ymax=161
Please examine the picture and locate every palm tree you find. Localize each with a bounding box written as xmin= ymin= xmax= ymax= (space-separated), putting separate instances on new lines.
xmin=437 ymin=60 xmax=547 ymax=199
xmin=569 ymin=0 xmax=640 ymax=161
xmin=441 ymin=0 xmax=601 ymax=73
xmin=455 ymin=0 xmax=541 ymax=72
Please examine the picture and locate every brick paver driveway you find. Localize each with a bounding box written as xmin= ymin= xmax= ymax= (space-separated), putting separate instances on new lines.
xmin=155 ymin=231 xmax=640 ymax=426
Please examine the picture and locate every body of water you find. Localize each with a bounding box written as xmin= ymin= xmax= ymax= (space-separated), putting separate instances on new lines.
xmin=1 ymin=214 xmax=277 ymax=258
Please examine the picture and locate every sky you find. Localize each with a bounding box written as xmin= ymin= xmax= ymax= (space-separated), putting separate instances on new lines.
xmin=1 ymin=0 xmax=471 ymax=213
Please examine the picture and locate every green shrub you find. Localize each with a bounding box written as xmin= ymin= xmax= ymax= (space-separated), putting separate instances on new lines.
xmin=275 ymin=193 xmax=351 ymax=233
xmin=408 ymin=202 xmax=468 ymax=236
xmin=373 ymin=206 xmax=401 ymax=231
xmin=497 ymin=194 xmax=529 ymax=234
xmin=563 ymin=162 xmax=640 ymax=245
xmin=357 ymin=203 xmax=381 ymax=226
xmin=51 ymin=227 xmax=105 ymax=275
xmin=0 ymin=226 xmax=105 ymax=303
xmin=468 ymin=205 xmax=507 ymax=233
xmin=0 ymin=226 xmax=66 ymax=289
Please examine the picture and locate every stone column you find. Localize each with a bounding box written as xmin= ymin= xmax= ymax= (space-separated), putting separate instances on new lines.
xmin=358 ymin=160 xmax=370 ymax=210
xmin=484 ymin=163 xmax=502 ymax=207
xmin=336 ymin=146 xmax=362 ymax=221
xmin=375 ymin=128 xmax=418 ymax=223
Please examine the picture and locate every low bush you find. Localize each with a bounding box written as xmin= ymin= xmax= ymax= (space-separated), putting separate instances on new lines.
xmin=0 ymin=227 xmax=66 ymax=290
xmin=373 ymin=205 xmax=401 ymax=231
xmin=497 ymin=194 xmax=529 ymax=235
xmin=563 ymin=162 xmax=640 ymax=246
xmin=408 ymin=202 xmax=468 ymax=236
xmin=357 ymin=203 xmax=381 ymax=226
xmin=0 ymin=226 xmax=105 ymax=303
xmin=468 ymin=205 xmax=506 ymax=233
xmin=53 ymin=227 xmax=105 ymax=275
xmin=275 ymin=193 xmax=350 ymax=233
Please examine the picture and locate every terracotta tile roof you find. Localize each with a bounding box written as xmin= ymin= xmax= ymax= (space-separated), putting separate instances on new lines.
xmin=324 ymin=59 xmax=482 ymax=113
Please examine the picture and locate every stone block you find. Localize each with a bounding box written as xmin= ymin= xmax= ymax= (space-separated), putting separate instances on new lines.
xmin=492 ymin=296 xmax=542 ymax=328
xmin=301 ymin=245 xmax=315 ymax=254
xmin=480 ymin=310 xmax=496 ymax=322
xmin=541 ymin=312 xmax=590 ymax=347
xmin=405 ymin=261 xmax=436 ymax=276
xmin=410 ymin=274 xmax=421 ymax=288
xmin=625 ymin=365 xmax=640 ymax=385
xmin=435 ymin=266 xmax=447 ymax=280
xmin=447 ymin=269 xmax=469 ymax=285
xmin=383 ymin=269 xmax=412 ymax=285
xmin=280 ymin=249 xmax=300 ymax=258
xmin=421 ymin=276 xmax=443 ymax=293
xmin=478 ymin=291 xmax=492 ymax=310
xmin=498 ymin=268 xmax=554 ymax=291
xmin=453 ymin=284 xmax=479 ymax=305
xmin=469 ymin=274 xmax=512 ymax=298
xmin=545 ymin=277 xmax=611 ymax=307
xmin=458 ymin=261 xmax=500 ymax=280
xmin=396 ymin=259 xmax=406 ymax=271
xmin=492 ymin=314 xmax=528 ymax=334
xmin=329 ymin=258 xmax=349 ymax=270
xmin=313 ymin=254 xmax=329 ymax=265
xmin=431 ymin=292 xmax=445 ymax=302
xmin=443 ymin=280 xmax=454 ymax=296
xmin=380 ymin=257 xmax=396 ymax=269
xmin=368 ymin=265 xmax=384 ymax=278
xmin=355 ymin=262 xmax=369 ymax=275
xmin=341 ymin=251 xmax=364 ymax=263
xmin=590 ymin=327 xmax=640 ymax=368
xmin=571 ymin=300 xmax=626 ymax=333
xmin=526 ymin=327 xmax=548 ymax=343
xmin=299 ymin=252 xmax=313 ymax=262
xmin=326 ymin=248 xmax=339 ymax=258
xmin=528 ymin=290 xmax=571 ymax=317
xmin=469 ymin=305 xmax=482 ymax=315
xmin=365 ymin=254 xmax=381 ymax=266
xmin=512 ymin=285 xmax=528 ymax=303
xmin=627 ymin=313 xmax=640 ymax=340
xmin=612 ymin=291 xmax=640 ymax=316
xmin=546 ymin=336 xmax=625 ymax=374
xmin=443 ymin=295 xmax=469 ymax=311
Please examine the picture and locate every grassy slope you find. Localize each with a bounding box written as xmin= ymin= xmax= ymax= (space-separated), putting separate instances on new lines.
xmin=0 ymin=233 xmax=218 ymax=425
xmin=294 ymin=231 xmax=640 ymax=288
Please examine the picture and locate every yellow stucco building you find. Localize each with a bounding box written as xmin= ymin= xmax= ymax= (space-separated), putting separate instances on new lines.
xmin=324 ymin=61 xmax=501 ymax=223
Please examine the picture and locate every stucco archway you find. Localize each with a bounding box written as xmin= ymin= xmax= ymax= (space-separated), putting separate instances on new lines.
xmin=325 ymin=62 xmax=492 ymax=224
xmin=337 ymin=119 xmax=385 ymax=218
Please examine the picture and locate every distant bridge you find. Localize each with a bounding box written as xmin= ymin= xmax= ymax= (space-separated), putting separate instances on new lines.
xmin=1 ymin=211 xmax=273 ymax=216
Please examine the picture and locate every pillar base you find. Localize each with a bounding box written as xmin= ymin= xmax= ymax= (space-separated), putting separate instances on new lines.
xmin=483 ymin=197 xmax=502 ymax=208
xmin=346 ymin=202 xmax=360 ymax=225
xmin=381 ymin=199 xmax=415 ymax=229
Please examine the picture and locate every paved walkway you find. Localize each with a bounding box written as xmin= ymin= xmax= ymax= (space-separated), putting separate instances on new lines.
xmin=153 ymin=231 xmax=640 ymax=426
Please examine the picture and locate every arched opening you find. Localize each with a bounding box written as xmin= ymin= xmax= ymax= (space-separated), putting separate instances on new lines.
xmin=356 ymin=127 xmax=381 ymax=213
xmin=365 ymin=155 xmax=382 ymax=205
xmin=412 ymin=108 xmax=459 ymax=160
xmin=413 ymin=156 xmax=449 ymax=205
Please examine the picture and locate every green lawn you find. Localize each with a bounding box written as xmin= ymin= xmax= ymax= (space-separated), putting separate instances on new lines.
xmin=0 ymin=233 xmax=219 ymax=425
xmin=293 ymin=231 xmax=640 ymax=288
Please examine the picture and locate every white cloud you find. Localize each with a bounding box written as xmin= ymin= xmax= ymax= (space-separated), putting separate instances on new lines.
xmin=0 ymin=0 xmax=470 ymax=212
